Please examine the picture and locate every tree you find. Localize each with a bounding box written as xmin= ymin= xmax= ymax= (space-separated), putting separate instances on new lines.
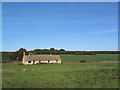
xmin=59 ymin=49 xmax=65 ymax=51
xmin=50 ymin=48 xmax=55 ymax=51
xmin=43 ymin=49 xmax=49 ymax=51
xmin=16 ymin=48 xmax=27 ymax=53
xmin=16 ymin=48 xmax=27 ymax=61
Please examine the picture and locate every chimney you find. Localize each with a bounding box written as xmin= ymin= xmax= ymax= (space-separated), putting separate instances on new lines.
xmin=23 ymin=52 xmax=25 ymax=56
xmin=22 ymin=52 xmax=25 ymax=64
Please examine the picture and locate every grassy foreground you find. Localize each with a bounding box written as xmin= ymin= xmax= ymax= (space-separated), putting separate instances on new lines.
xmin=2 ymin=54 xmax=119 ymax=88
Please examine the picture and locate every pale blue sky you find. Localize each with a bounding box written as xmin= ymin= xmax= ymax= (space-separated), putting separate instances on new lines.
xmin=2 ymin=2 xmax=118 ymax=51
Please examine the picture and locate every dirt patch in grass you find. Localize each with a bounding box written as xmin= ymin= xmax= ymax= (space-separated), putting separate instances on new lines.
xmin=2 ymin=70 xmax=14 ymax=75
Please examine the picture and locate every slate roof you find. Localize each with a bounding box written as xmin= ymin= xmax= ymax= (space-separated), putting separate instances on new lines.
xmin=24 ymin=55 xmax=61 ymax=61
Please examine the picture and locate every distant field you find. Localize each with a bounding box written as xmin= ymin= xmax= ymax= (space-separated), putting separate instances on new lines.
xmin=60 ymin=54 xmax=119 ymax=62
xmin=2 ymin=54 xmax=119 ymax=88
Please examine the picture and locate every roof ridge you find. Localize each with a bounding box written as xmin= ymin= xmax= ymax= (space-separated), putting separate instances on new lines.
xmin=24 ymin=54 xmax=61 ymax=61
xmin=26 ymin=55 xmax=59 ymax=56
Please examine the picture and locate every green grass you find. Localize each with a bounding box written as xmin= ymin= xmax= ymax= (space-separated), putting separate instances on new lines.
xmin=2 ymin=54 xmax=119 ymax=88
xmin=60 ymin=54 xmax=118 ymax=62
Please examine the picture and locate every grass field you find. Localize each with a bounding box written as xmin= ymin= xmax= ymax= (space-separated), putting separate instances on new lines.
xmin=60 ymin=54 xmax=119 ymax=62
xmin=2 ymin=54 xmax=119 ymax=88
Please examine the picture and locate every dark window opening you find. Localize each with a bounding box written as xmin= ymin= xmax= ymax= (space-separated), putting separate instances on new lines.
xmin=28 ymin=61 xmax=31 ymax=63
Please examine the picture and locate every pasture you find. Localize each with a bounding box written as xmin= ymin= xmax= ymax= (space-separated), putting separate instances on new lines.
xmin=60 ymin=54 xmax=119 ymax=63
xmin=2 ymin=54 xmax=119 ymax=88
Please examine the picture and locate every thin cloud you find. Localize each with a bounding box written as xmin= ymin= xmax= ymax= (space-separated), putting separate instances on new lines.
xmin=91 ymin=29 xmax=118 ymax=35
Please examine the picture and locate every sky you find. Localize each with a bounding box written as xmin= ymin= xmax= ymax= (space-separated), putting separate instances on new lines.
xmin=2 ymin=2 xmax=118 ymax=51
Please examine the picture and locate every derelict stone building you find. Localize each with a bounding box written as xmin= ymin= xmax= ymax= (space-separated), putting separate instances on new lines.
xmin=22 ymin=52 xmax=62 ymax=65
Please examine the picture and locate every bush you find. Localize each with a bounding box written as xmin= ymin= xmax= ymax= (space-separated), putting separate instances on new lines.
xmin=80 ymin=60 xmax=87 ymax=63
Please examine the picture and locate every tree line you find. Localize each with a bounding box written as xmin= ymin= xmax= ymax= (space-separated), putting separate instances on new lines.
xmin=29 ymin=48 xmax=119 ymax=55
xmin=2 ymin=48 xmax=119 ymax=63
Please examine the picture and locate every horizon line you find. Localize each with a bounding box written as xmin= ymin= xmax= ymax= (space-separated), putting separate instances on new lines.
xmin=1 ymin=50 xmax=119 ymax=52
